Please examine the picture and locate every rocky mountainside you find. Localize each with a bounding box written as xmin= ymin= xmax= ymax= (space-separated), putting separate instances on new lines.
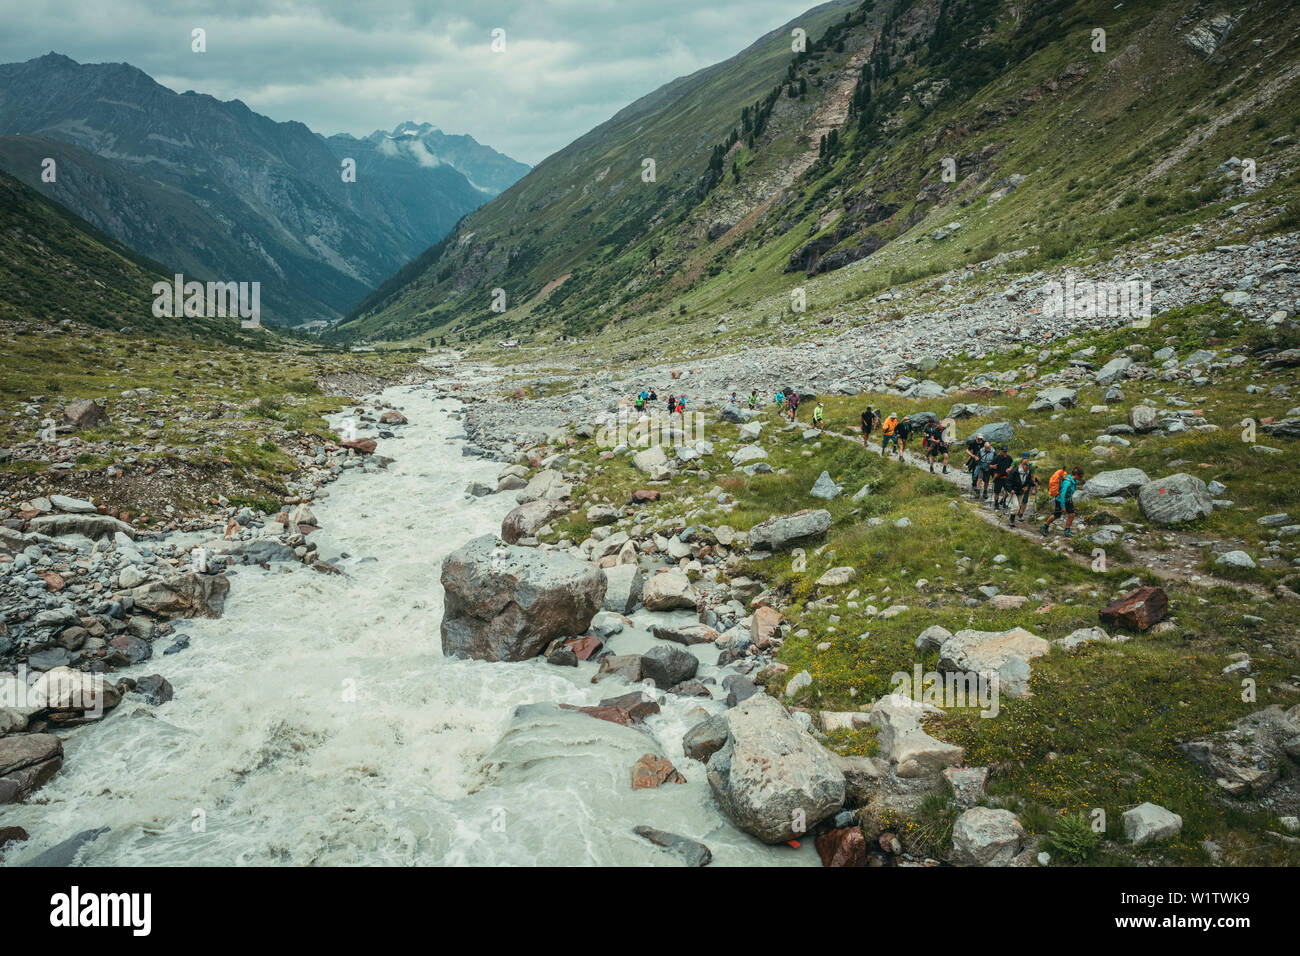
xmin=333 ymin=0 xmax=1300 ymax=348
xmin=0 ymin=54 xmax=523 ymax=324
xmin=0 ymin=170 xmax=262 ymax=343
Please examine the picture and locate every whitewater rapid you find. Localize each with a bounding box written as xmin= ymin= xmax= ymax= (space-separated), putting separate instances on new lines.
xmin=5 ymin=385 xmax=816 ymax=866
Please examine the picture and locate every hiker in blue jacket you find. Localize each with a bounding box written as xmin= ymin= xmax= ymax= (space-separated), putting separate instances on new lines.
xmin=1042 ymin=467 xmax=1084 ymax=537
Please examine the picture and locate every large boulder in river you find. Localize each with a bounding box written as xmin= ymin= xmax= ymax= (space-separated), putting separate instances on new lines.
xmin=747 ymin=509 xmax=831 ymax=552
xmin=706 ymin=694 xmax=845 ymax=843
xmin=1138 ymin=473 xmax=1212 ymax=524
xmin=501 ymin=498 xmax=566 ymax=544
xmin=441 ymin=535 xmax=605 ymax=662
xmin=1076 ymin=467 xmax=1150 ymax=500
xmin=117 ymin=571 xmax=229 ymax=619
xmin=0 ymin=734 xmax=63 ymax=804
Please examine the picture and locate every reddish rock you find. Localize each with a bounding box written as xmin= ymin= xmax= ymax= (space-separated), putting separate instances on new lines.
xmin=564 ymin=635 xmax=604 ymax=661
xmin=40 ymin=573 xmax=64 ymax=593
xmin=561 ymin=704 xmax=633 ymax=726
xmin=342 ymin=439 xmax=377 ymax=455
xmin=513 ymin=388 xmax=526 ymax=399
xmin=631 ymin=489 xmax=660 ymax=503
xmin=598 ymin=692 xmax=661 ymax=723
xmin=630 ymin=753 xmax=686 ymax=789
xmin=751 ymin=605 xmax=783 ymax=648
xmin=816 ymin=827 xmax=869 ymax=867
xmin=1099 ymin=586 xmax=1168 ymax=631
xmin=62 ymin=399 xmax=107 ymax=429
xmin=0 ymin=825 xmax=28 ymax=849
xmin=379 ymin=410 xmax=407 ymax=425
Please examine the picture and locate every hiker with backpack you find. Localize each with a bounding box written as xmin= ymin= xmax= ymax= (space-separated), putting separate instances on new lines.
xmin=973 ymin=440 xmax=996 ymax=500
xmin=1042 ymin=467 xmax=1084 ymax=537
xmin=813 ymin=401 xmax=825 ymax=431
xmin=964 ymin=433 xmax=985 ymax=492
xmin=1007 ymin=453 xmax=1038 ymax=528
xmin=991 ymin=445 xmax=1015 ymax=511
xmin=923 ymin=420 xmax=949 ymax=474
xmin=880 ymin=412 xmax=899 ymax=456
xmin=748 ymin=390 xmax=759 ymax=409
xmin=895 ymin=415 xmax=914 ymax=462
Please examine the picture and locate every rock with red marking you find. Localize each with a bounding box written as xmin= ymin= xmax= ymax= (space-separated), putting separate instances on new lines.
xmin=1099 ymin=586 xmax=1168 ymax=631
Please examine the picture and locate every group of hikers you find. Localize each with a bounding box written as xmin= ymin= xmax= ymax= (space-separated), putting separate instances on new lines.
xmin=634 ymin=388 xmax=689 ymax=416
xmin=729 ymin=388 xmax=826 ymax=429
xmin=857 ymin=406 xmax=1085 ymax=537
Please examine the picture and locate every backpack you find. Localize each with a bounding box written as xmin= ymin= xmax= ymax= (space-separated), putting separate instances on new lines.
xmin=1048 ymin=468 xmax=1067 ymax=499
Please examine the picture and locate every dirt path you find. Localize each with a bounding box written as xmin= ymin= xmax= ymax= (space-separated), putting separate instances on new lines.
xmin=821 ymin=424 xmax=1268 ymax=595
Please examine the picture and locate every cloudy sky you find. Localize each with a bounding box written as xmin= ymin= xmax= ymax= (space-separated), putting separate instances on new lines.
xmin=0 ymin=0 xmax=830 ymax=166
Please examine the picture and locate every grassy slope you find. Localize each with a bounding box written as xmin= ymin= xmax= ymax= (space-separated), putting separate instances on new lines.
xmin=542 ymin=297 xmax=1300 ymax=865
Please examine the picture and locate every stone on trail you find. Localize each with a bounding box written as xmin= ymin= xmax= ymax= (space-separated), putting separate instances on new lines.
xmin=440 ymin=535 xmax=605 ymax=662
xmin=705 ymin=694 xmax=845 ymax=844
xmin=747 ymin=509 xmax=831 ymax=552
xmin=1076 ymin=467 xmax=1150 ymax=500
xmin=641 ymin=568 xmax=698 ymax=611
xmin=1099 ymin=586 xmax=1168 ymax=631
xmin=951 ymin=807 xmax=1024 ymax=866
xmin=1138 ymin=473 xmax=1213 ymax=524
xmin=810 ymin=471 xmax=843 ymax=500
xmin=1123 ymin=803 xmax=1183 ymax=845
xmin=938 ymin=627 xmax=1049 ymax=699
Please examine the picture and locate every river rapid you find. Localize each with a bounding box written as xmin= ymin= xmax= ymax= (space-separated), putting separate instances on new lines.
xmin=5 ymin=384 xmax=816 ymax=866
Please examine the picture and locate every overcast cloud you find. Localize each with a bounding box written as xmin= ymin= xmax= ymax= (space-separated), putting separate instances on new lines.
xmin=0 ymin=0 xmax=826 ymax=166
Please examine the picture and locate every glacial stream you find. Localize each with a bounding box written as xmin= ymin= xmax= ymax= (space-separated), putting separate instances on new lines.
xmin=5 ymin=385 xmax=816 ymax=866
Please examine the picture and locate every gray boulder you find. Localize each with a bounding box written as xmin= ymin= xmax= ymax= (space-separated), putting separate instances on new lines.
xmin=951 ymin=807 xmax=1024 ymax=866
xmin=747 ymin=509 xmax=831 ymax=552
xmin=440 ymin=535 xmax=605 ymax=662
xmin=601 ymin=564 xmax=643 ymax=613
xmin=706 ymin=695 xmax=845 ymax=843
xmin=810 ymin=471 xmax=843 ymax=500
xmin=1123 ymin=803 xmax=1183 ymax=845
xmin=27 ymin=514 xmax=134 ymax=541
xmin=1128 ymin=405 xmax=1160 ymax=433
xmin=979 ymin=421 xmax=1016 ymax=445
xmin=1138 ymin=473 xmax=1213 ymax=524
xmin=1095 ymin=357 xmax=1133 ymax=386
xmin=0 ymin=734 xmax=63 ymax=804
xmin=501 ymin=498 xmax=566 ymax=544
xmin=640 ymin=644 xmax=698 ymax=688
xmin=1076 ymin=467 xmax=1150 ymax=500
xmin=1028 ymin=387 xmax=1077 ymax=412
